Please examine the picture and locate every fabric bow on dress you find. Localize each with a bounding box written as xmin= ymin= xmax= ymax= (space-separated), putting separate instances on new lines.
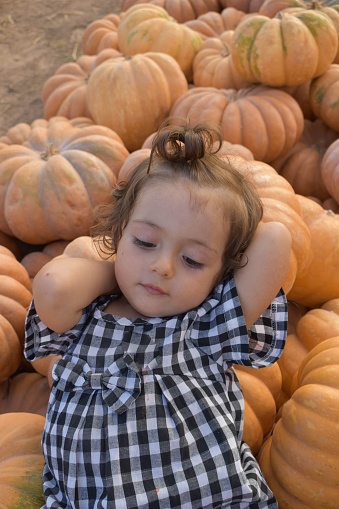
xmin=52 ymin=355 xmax=142 ymax=414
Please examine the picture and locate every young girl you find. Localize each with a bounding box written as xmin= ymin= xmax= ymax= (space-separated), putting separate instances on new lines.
xmin=25 ymin=121 xmax=291 ymax=509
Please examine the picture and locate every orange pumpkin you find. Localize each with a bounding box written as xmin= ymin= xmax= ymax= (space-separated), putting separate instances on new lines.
xmin=81 ymin=13 xmax=121 ymax=55
xmin=185 ymin=8 xmax=248 ymax=37
xmin=258 ymin=0 xmax=307 ymax=17
xmin=258 ymin=337 xmax=339 ymax=509
xmin=235 ymin=363 xmax=282 ymax=455
xmin=0 ymin=372 xmax=50 ymax=416
xmin=220 ymin=0 xmax=266 ymax=12
xmin=0 ymin=412 xmax=45 ymax=507
xmin=288 ymin=195 xmax=339 ymax=308
xmin=231 ymin=10 xmax=338 ymax=86
xmin=321 ymin=137 xmax=339 ymax=204
xmin=117 ymin=4 xmax=203 ymax=80
xmin=271 ymin=119 xmax=337 ymax=201
xmin=86 ymin=52 xmax=188 ymax=152
xmin=296 ymin=307 xmax=339 ymax=351
xmin=192 ymin=33 xmax=252 ymax=89
xmin=0 ymin=116 xmax=129 ymax=244
xmin=42 ymin=49 xmax=121 ymax=120
xmin=169 ymin=85 xmax=304 ymax=163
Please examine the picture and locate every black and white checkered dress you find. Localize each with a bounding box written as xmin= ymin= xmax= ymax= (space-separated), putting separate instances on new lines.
xmin=25 ymin=275 xmax=287 ymax=509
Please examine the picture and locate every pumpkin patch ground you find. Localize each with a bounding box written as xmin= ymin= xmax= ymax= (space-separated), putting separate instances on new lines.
xmin=0 ymin=0 xmax=122 ymax=137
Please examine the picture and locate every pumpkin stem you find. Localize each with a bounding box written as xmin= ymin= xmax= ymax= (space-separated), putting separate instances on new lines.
xmin=41 ymin=143 xmax=59 ymax=160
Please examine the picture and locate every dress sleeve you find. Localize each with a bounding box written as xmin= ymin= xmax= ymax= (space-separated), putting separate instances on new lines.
xmin=24 ymin=296 xmax=108 ymax=361
xmin=189 ymin=276 xmax=288 ymax=369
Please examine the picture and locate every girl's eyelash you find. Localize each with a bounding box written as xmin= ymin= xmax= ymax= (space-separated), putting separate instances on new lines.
xmin=133 ymin=237 xmax=155 ymax=248
xmin=183 ymin=256 xmax=204 ymax=269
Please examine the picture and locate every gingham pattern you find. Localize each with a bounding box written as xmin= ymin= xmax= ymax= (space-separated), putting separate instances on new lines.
xmin=25 ymin=275 xmax=287 ymax=509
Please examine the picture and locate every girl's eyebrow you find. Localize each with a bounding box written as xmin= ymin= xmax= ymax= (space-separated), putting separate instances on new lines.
xmin=131 ymin=219 xmax=218 ymax=254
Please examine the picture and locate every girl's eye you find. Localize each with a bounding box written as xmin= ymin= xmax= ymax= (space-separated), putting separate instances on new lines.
xmin=183 ymin=256 xmax=204 ymax=269
xmin=133 ymin=237 xmax=156 ymax=248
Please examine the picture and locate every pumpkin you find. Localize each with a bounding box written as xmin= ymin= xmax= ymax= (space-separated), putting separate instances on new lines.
xmin=120 ymin=0 xmax=221 ymax=23
xmin=42 ymin=49 xmax=121 ymax=120
xmin=0 ymin=116 xmax=129 ymax=244
xmin=271 ymin=119 xmax=337 ymax=201
xmin=0 ymin=314 xmax=22 ymax=381
xmin=0 ymin=372 xmax=50 ymax=416
xmin=310 ymin=64 xmax=339 ymax=132
xmin=288 ymin=195 xmax=339 ymax=308
xmin=117 ymin=4 xmax=203 ymax=80
xmin=81 ymin=13 xmax=121 ymax=55
xmin=20 ymin=240 xmax=69 ymax=280
xmin=86 ymin=52 xmax=188 ymax=152
xmin=295 ymin=307 xmax=339 ymax=351
xmin=276 ymin=332 xmax=308 ymax=406
xmin=321 ymin=138 xmax=339 ymax=203
xmin=0 ymin=246 xmax=31 ymax=349
xmin=0 ymin=412 xmax=45 ymax=508
xmin=192 ymin=33 xmax=252 ymax=89
xmin=231 ymin=10 xmax=338 ymax=87
xmin=283 ymin=80 xmax=316 ymax=120
xmin=169 ymin=85 xmax=304 ymax=163
xmin=235 ymin=363 xmax=282 ymax=455
xmin=185 ymin=8 xmax=248 ymax=38
xmin=258 ymin=0 xmax=307 ymax=17
xmin=258 ymin=337 xmax=339 ymax=509
xmin=220 ymin=0 xmax=266 ymax=12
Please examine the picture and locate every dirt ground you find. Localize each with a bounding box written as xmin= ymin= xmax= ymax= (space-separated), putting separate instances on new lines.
xmin=0 ymin=0 xmax=123 ymax=137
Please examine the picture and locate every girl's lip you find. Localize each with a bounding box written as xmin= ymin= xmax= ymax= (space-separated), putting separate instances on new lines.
xmin=142 ymin=284 xmax=166 ymax=295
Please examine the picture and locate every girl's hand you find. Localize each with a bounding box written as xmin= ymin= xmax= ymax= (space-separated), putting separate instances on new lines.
xmin=234 ymin=221 xmax=292 ymax=328
xmin=33 ymin=257 xmax=118 ymax=333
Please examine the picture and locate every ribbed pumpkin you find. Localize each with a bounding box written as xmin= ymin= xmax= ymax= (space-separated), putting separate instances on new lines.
xmin=231 ymin=10 xmax=338 ymax=87
xmin=258 ymin=0 xmax=307 ymax=17
xmin=0 ymin=412 xmax=45 ymax=508
xmin=288 ymin=195 xmax=339 ymax=308
xmin=235 ymin=363 xmax=282 ymax=456
xmin=86 ymin=52 xmax=188 ymax=152
xmin=321 ymin=138 xmax=339 ymax=203
xmin=0 ymin=116 xmax=129 ymax=244
xmin=169 ymin=85 xmax=304 ymax=163
xmin=42 ymin=49 xmax=121 ymax=120
xmin=296 ymin=307 xmax=339 ymax=351
xmin=271 ymin=119 xmax=337 ymax=201
xmin=81 ymin=13 xmax=121 ymax=55
xmin=185 ymin=8 xmax=247 ymax=37
xmin=192 ymin=33 xmax=252 ymax=89
xmin=0 ymin=246 xmax=31 ymax=359
xmin=0 ymin=372 xmax=50 ymax=416
xmin=120 ymin=0 xmax=221 ymax=23
xmin=117 ymin=4 xmax=203 ymax=80
xmin=220 ymin=0 xmax=266 ymax=12
xmin=310 ymin=64 xmax=339 ymax=132
xmin=258 ymin=337 xmax=339 ymax=509
xmin=277 ymin=332 xmax=308 ymax=406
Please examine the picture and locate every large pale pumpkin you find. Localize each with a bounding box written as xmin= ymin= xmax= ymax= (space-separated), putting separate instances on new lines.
xmin=287 ymin=195 xmax=339 ymax=307
xmin=258 ymin=337 xmax=339 ymax=509
xmin=0 ymin=412 xmax=45 ymax=508
xmin=309 ymin=64 xmax=339 ymax=132
xmin=86 ymin=52 xmax=188 ymax=152
xmin=117 ymin=4 xmax=202 ymax=80
xmin=169 ymin=85 xmax=304 ymax=163
xmin=121 ymin=0 xmax=221 ymax=23
xmin=231 ymin=10 xmax=338 ymax=87
xmin=0 ymin=116 xmax=129 ymax=244
xmin=185 ymin=8 xmax=247 ymax=37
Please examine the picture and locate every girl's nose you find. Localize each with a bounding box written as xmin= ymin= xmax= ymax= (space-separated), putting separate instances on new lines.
xmin=150 ymin=253 xmax=174 ymax=278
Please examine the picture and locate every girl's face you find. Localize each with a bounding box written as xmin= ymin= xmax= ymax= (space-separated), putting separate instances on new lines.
xmin=114 ymin=180 xmax=230 ymax=318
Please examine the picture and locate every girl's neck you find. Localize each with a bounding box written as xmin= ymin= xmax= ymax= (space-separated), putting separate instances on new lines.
xmin=105 ymin=294 xmax=149 ymax=320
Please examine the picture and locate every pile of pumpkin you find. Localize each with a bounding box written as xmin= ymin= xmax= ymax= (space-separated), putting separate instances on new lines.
xmin=1 ymin=0 xmax=339 ymax=507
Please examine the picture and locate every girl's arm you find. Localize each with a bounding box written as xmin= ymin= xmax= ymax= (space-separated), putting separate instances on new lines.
xmin=234 ymin=221 xmax=292 ymax=329
xmin=32 ymin=257 xmax=118 ymax=333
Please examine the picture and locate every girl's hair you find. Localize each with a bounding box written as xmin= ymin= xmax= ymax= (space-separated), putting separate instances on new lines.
xmin=91 ymin=119 xmax=263 ymax=281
